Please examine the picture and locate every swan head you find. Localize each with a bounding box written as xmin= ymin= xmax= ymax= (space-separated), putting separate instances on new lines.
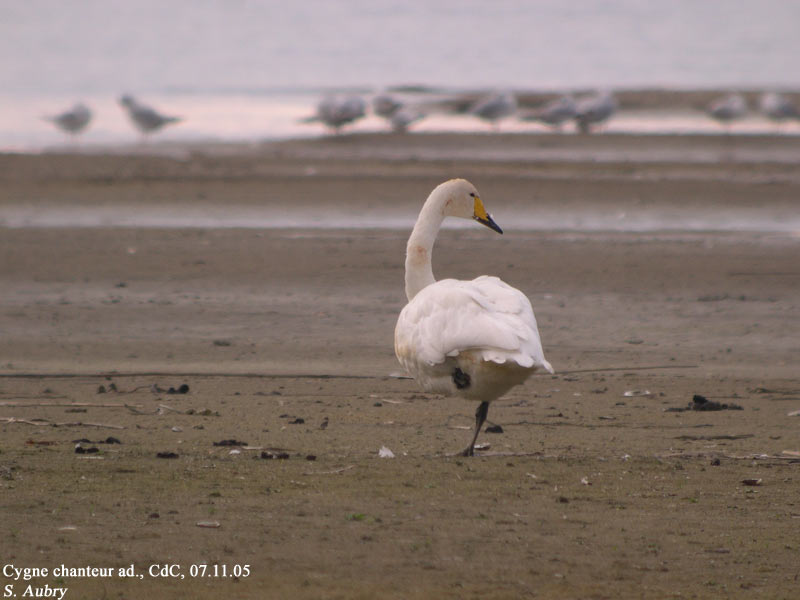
xmin=437 ymin=179 xmax=503 ymax=234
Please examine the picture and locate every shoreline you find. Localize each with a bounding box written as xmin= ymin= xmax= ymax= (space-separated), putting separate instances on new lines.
xmin=4 ymin=85 xmax=800 ymax=152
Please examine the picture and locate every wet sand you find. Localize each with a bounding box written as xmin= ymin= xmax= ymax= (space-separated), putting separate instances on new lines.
xmin=1 ymin=133 xmax=800 ymax=598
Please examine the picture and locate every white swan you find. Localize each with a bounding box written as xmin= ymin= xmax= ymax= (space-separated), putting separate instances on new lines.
xmin=394 ymin=179 xmax=553 ymax=456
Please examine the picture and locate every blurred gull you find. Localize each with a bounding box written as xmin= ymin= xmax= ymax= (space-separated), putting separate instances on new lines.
xmin=119 ymin=95 xmax=182 ymax=135
xmin=302 ymin=95 xmax=366 ymax=133
xmin=521 ymin=95 xmax=577 ymax=130
xmin=390 ymin=107 xmax=424 ymax=133
xmin=372 ymin=94 xmax=404 ymax=119
xmin=759 ymin=92 xmax=799 ymax=122
xmin=371 ymin=93 xmax=424 ymax=133
xmin=43 ymin=102 xmax=92 ymax=138
xmin=469 ymin=91 xmax=517 ymax=129
xmin=706 ymin=94 xmax=747 ymax=129
xmin=574 ymin=91 xmax=617 ymax=134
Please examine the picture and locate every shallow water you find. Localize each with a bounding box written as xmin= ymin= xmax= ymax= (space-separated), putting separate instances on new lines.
xmin=3 ymin=201 xmax=799 ymax=234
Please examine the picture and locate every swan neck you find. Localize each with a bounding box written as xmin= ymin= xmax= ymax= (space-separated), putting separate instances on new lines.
xmin=404 ymin=202 xmax=444 ymax=301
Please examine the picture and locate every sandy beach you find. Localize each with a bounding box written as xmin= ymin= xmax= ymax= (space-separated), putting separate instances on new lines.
xmin=1 ymin=132 xmax=799 ymax=598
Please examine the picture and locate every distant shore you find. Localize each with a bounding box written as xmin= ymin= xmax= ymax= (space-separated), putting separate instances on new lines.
xmin=4 ymin=86 xmax=800 ymax=153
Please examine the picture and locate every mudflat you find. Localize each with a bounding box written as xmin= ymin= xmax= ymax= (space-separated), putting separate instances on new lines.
xmin=1 ymin=133 xmax=799 ymax=599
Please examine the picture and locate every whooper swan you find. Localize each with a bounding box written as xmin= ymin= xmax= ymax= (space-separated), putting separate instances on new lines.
xmin=394 ymin=179 xmax=553 ymax=456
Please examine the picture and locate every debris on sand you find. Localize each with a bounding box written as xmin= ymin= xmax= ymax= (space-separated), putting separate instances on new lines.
xmin=196 ymin=521 xmax=221 ymax=528
xmin=213 ymin=439 xmax=248 ymax=447
xmin=378 ymin=446 xmax=395 ymax=458
xmin=156 ymin=451 xmax=179 ymax=459
xmin=741 ymin=478 xmax=762 ymax=486
xmin=485 ymin=424 xmax=504 ymax=434
xmin=261 ymin=451 xmax=290 ymax=460
xmin=666 ymin=394 xmax=743 ymax=412
xmin=72 ymin=436 xmax=121 ymax=444
xmin=74 ymin=444 xmax=99 ymax=454
xmin=166 ymin=384 xmax=190 ymax=395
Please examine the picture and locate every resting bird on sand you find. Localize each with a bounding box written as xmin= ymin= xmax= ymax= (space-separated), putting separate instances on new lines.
xmin=302 ymin=95 xmax=366 ymax=133
xmin=574 ymin=91 xmax=617 ymax=134
xmin=394 ymin=179 xmax=553 ymax=456
xmin=759 ymin=92 xmax=799 ymax=122
xmin=521 ymin=95 xmax=578 ymax=130
xmin=43 ymin=102 xmax=92 ymax=138
xmin=469 ymin=91 xmax=518 ymax=129
xmin=119 ymin=95 xmax=182 ymax=135
xmin=706 ymin=93 xmax=747 ymax=129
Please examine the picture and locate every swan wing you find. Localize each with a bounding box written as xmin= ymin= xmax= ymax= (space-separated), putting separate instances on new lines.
xmin=395 ymin=276 xmax=553 ymax=372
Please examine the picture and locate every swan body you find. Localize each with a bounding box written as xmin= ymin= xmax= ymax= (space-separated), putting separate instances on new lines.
xmin=394 ymin=179 xmax=552 ymax=455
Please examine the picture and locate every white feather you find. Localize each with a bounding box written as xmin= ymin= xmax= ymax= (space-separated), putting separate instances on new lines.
xmin=396 ymin=276 xmax=551 ymax=371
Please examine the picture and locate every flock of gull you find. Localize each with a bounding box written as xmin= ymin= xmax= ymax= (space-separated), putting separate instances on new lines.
xmin=302 ymin=90 xmax=622 ymax=134
xmin=43 ymin=95 xmax=183 ymax=139
xmin=305 ymin=90 xmax=800 ymax=134
xmin=43 ymin=90 xmax=800 ymax=140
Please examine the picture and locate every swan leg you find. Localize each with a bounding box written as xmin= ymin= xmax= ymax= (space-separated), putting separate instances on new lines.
xmin=459 ymin=401 xmax=489 ymax=457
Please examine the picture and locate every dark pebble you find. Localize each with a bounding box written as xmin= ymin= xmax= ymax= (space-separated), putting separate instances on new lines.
xmin=166 ymin=384 xmax=190 ymax=395
xmin=306 ymin=455 xmax=317 ymax=461
xmin=289 ymin=418 xmax=305 ymax=425
xmin=485 ymin=425 xmax=504 ymax=434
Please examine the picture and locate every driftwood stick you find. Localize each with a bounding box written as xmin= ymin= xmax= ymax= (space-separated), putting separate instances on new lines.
xmin=555 ymin=364 xmax=698 ymax=375
xmin=303 ymin=464 xmax=356 ymax=476
xmin=0 ymin=401 xmax=139 ymax=408
xmin=0 ymin=417 xmax=124 ymax=429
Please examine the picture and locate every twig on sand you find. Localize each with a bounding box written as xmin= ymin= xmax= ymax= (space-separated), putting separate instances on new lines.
xmin=0 ymin=401 xmax=138 ymax=408
xmin=124 ymin=403 xmax=182 ymax=415
xmin=0 ymin=417 xmax=124 ymax=429
xmin=303 ymin=464 xmax=355 ymax=476
xmin=556 ymin=364 xmax=698 ymax=375
xmin=657 ymin=450 xmax=800 ymax=462
xmin=437 ymin=450 xmax=544 ymax=458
